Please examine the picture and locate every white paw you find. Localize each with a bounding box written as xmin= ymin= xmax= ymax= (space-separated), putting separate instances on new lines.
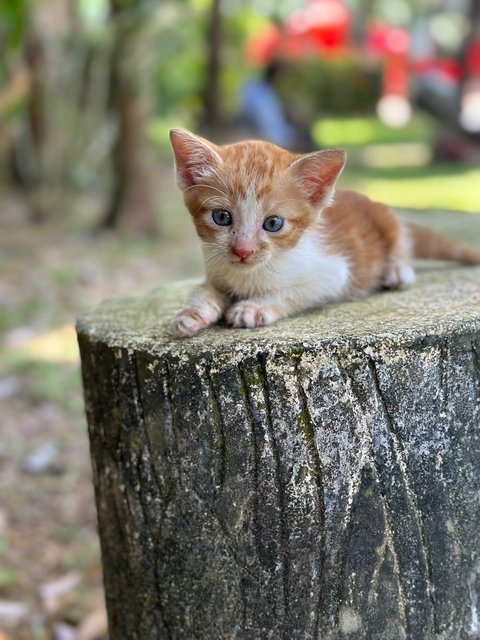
xmin=382 ymin=262 xmax=416 ymax=290
xmin=170 ymin=305 xmax=217 ymax=338
xmin=225 ymin=301 xmax=276 ymax=328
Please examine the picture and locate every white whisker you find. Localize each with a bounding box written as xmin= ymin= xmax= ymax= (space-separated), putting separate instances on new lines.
xmin=196 ymin=196 xmax=230 ymax=213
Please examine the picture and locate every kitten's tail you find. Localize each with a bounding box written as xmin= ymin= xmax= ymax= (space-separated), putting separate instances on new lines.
xmin=407 ymin=222 xmax=480 ymax=265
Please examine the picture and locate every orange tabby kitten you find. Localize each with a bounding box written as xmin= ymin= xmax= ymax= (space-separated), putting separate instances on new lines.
xmin=169 ymin=128 xmax=480 ymax=338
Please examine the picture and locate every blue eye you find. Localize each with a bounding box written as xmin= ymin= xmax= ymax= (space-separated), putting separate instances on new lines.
xmin=263 ymin=216 xmax=284 ymax=232
xmin=212 ymin=209 xmax=232 ymax=226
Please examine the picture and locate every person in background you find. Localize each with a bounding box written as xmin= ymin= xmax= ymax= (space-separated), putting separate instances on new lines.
xmin=240 ymin=60 xmax=299 ymax=149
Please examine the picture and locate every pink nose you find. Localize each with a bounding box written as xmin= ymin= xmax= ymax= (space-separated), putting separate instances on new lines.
xmin=232 ymin=245 xmax=253 ymax=261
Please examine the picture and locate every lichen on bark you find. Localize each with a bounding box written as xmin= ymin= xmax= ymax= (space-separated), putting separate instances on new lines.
xmin=78 ymin=252 xmax=480 ymax=639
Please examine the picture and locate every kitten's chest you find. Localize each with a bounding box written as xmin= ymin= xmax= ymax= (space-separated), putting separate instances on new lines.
xmin=207 ymin=234 xmax=350 ymax=301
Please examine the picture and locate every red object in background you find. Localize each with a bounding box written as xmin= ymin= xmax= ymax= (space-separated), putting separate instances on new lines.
xmin=285 ymin=0 xmax=351 ymax=51
xmin=366 ymin=22 xmax=409 ymax=57
xmin=246 ymin=0 xmax=351 ymax=64
xmin=366 ymin=23 xmax=411 ymax=98
xmin=466 ymin=40 xmax=480 ymax=78
xmin=367 ymin=22 xmax=463 ymax=91
xmin=246 ymin=24 xmax=282 ymax=65
xmin=412 ymin=59 xmax=462 ymax=83
xmin=384 ymin=51 xmax=410 ymax=98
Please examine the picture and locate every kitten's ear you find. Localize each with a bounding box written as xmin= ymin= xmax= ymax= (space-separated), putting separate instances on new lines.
xmin=169 ymin=129 xmax=223 ymax=190
xmin=289 ymin=148 xmax=346 ymax=208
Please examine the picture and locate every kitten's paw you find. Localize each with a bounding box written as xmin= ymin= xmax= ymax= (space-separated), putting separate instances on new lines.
xmin=226 ymin=301 xmax=277 ymax=328
xmin=382 ymin=262 xmax=416 ymax=290
xmin=170 ymin=306 xmax=217 ymax=338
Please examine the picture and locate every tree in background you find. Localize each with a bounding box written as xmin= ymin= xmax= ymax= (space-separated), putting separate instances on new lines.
xmin=101 ymin=0 xmax=157 ymax=233
xmin=0 ymin=0 xmax=47 ymax=219
xmin=201 ymin=0 xmax=223 ymax=136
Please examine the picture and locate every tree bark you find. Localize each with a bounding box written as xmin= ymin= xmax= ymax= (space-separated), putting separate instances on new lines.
xmin=9 ymin=32 xmax=47 ymax=221
xmin=201 ymin=0 xmax=223 ymax=135
xmin=78 ymin=214 xmax=480 ymax=639
xmin=101 ymin=0 xmax=157 ymax=234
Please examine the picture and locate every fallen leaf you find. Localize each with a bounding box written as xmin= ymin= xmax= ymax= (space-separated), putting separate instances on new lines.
xmin=54 ymin=622 xmax=76 ymax=640
xmin=0 ymin=601 xmax=29 ymax=626
xmin=39 ymin=572 xmax=81 ymax=613
xmin=75 ymin=607 xmax=108 ymax=640
xmin=23 ymin=441 xmax=60 ymax=475
xmin=0 ymin=377 xmax=22 ymax=400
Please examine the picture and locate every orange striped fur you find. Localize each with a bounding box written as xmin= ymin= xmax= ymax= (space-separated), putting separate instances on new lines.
xmin=169 ymin=129 xmax=480 ymax=337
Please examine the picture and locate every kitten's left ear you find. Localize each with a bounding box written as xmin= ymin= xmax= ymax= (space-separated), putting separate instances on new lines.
xmin=289 ymin=148 xmax=346 ymax=208
xmin=169 ymin=129 xmax=223 ymax=191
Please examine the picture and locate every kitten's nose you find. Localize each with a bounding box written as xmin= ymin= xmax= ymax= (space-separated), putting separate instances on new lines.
xmin=232 ymin=245 xmax=253 ymax=261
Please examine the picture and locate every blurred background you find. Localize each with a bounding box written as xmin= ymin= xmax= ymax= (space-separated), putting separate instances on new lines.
xmin=1 ymin=0 xmax=480 ymax=638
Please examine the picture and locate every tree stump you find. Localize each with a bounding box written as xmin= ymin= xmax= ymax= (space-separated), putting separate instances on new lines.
xmin=77 ymin=216 xmax=480 ymax=640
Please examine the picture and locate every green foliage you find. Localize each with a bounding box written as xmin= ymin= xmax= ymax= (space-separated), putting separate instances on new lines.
xmin=279 ymin=56 xmax=381 ymax=120
xmin=220 ymin=7 xmax=271 ymax=113
xmin=12 ymin=359 xmax=82 ymax=411
xmin=150 ymin=3 xmax=267 ymax=127
xmin=150 ymin=4 xmax=207 ymax=122
xmin=0 ymin=0 xmax=28 ymax=85
xmin=0 ymin=0 xmax=28 ymax=53
xmin=0 ymin=568 xmax=20 ymax=588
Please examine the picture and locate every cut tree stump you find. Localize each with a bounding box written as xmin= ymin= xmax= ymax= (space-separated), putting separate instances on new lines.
xmin=77 ymin=213 xmax=480 ymax=640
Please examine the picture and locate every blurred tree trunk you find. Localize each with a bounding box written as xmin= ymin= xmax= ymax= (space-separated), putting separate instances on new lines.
xmin=202 ymin=0 xmax=223 ymax=135
xmin=9 ymin=30 xmax=48 ymax=221
xmin=101 ymin=0 xmax=157 ymax=234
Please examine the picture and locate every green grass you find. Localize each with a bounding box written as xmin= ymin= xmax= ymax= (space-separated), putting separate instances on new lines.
xmin=6 ymin=357 xmax=82 ymax=412
xmin=312 ymin=114 xmax=480 ymax=212
xmin=341 ymin=164 xmax=480 ymax=213
xmin=312 ymin=114 xmax=437 ymax=148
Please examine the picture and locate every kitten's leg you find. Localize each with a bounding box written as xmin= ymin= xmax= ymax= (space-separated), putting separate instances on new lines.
xmin=381 ymin=222 xmax=416 ymax=290
xmin=171 ymin=283 xmax=229 ymax=338
xmin=225 ymin=294 xmax=303 ymax=329
xmin=381 ymin=259 xmax=416 ymax=290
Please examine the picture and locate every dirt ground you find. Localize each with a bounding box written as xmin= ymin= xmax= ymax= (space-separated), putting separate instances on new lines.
xmin=0 ymin=185 xmax=202 ymax=640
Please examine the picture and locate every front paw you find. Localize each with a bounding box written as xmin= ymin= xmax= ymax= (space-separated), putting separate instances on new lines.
xmin=171 ymin=307 xmax=215 ymax=338
xmin=225 ymin=301 xmax=277 ymax=328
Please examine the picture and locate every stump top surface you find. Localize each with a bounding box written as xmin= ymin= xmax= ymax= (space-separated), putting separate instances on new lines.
xmin=77 ymin=212 xmax=480 ymax=357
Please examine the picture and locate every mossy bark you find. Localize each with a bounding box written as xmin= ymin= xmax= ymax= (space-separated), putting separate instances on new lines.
xmin=78 ymin=224 xmax=480 ymax=639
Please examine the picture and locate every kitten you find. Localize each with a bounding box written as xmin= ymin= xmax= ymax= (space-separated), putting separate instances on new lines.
xmin=169 ymin=128 xmax=480 ymax=338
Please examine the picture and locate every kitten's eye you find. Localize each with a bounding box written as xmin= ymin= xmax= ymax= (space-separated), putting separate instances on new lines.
xmin=212 ymin=209 xmax=232 ymax=226
xmin=263 ymin=216 xmax=284 ymax=232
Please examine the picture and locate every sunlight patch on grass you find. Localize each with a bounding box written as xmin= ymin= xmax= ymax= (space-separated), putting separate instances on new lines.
xmin=357 ymin=142 xmax=432 ymax=167
xmin=6 ymin=324 xmax=79 ymax=364
xmin=312 ymin=114 xmax=437 ymax=148
xmin=342 ymin=165 xmax=480 ymax=212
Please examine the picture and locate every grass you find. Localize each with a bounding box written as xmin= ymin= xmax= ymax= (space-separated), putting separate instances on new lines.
xmin=341 ymin=163 xmax=480 ymax=213
xmin=311 ymin=113 xmax=480 ymax=213
xmin=312 ymin=113 xmax=437 ymax=148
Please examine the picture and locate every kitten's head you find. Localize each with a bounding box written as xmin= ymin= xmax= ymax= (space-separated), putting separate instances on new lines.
xmin=170 ymin=129 xmax=345 ymax=271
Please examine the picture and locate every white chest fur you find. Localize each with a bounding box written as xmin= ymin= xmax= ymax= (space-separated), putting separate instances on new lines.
xmin=205 ymin=231 xmax=350 ymax=305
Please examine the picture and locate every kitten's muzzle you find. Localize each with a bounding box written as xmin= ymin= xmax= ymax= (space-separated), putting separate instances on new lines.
xmin=232 ymin=244 xmax=254 ymax=262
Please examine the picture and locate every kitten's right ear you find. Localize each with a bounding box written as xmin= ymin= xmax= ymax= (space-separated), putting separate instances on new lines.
xmin=289 ymin=148 xmax=346 ymax=208
xmin=169 ymin=129 xmax=223 ymax=191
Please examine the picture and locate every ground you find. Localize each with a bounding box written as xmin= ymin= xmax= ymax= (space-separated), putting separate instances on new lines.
xmin=0 ymin=185 xmax=202 ymax=640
